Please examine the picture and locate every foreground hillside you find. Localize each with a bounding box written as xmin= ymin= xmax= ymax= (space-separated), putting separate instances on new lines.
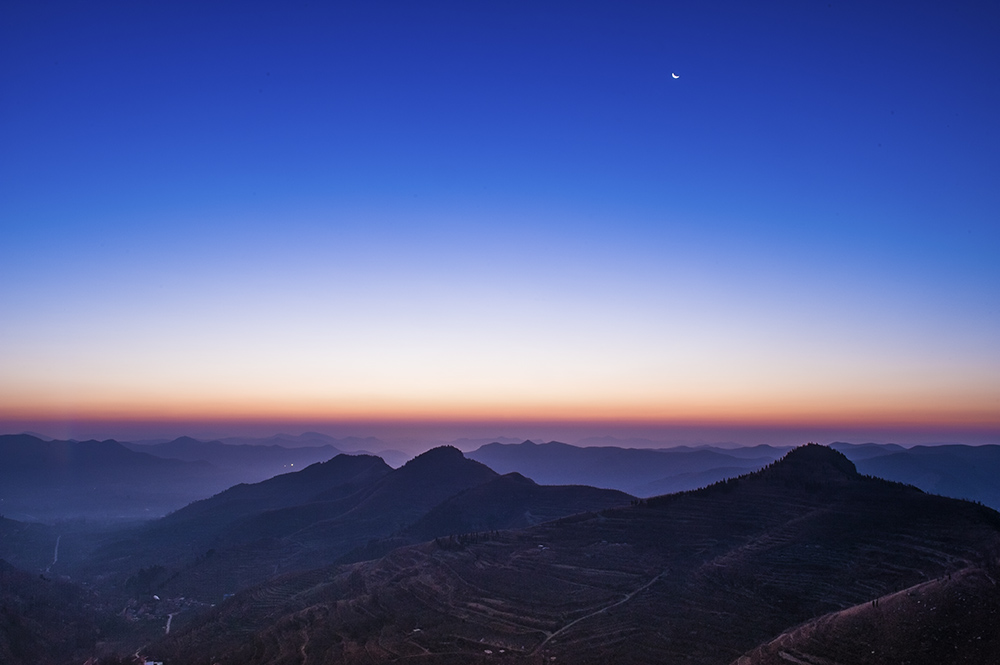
xmin=150 ymin=445 xmax=1000 ymax=665
xmin=0 ymin=560 xmax=101 ymax=665
xmin=735 ymin=564 xmax=999 ymax=664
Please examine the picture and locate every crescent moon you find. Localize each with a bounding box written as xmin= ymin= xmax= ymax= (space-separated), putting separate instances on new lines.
xmin=671 ymin=73 xmax=680 ymax=79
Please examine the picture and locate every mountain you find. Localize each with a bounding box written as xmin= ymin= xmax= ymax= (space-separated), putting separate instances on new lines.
xmin=76 ymin=448 xmax=501 ymax=600
xmin=213 ymin=447 xmax=500 ymax=561
xmin=158 ymin=452 xmax=393 ymax=533
xmin=149 ymin=445 xmax=1000 ymax=665
xmin=71 ymin=447 xmax=634 ymax=608
xmin=829 ymin=441 xmax=908 ymax=460
xmin=364 ymin=448 xmax=412 ymax=468
xmin=0 ymin=434 xmax=227 ymax=521
xmin=468 ymin=440 xmax=777 ymax=496
xmin=470 ymin=439 xmax=1000 ymax=510
xmin=0 ymin=434 xmax=211 ymax=478
xmin=78 ymin=453 xmax=394 ymax=580
xmin=833 ymin=442 xmax=1000 ymax=510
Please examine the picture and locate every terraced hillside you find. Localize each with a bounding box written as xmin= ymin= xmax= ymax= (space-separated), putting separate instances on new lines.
xmin=150 ymin=445 xmax=1000 ymax=665
xmin=734 ymin=565 xmax=1000 ymax=664
xmin=0 ymin=560 xmax=103 ymax=665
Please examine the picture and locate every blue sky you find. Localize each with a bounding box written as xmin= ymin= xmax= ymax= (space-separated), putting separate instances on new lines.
xmin=1 ymin=1 xmax=998 ymax=443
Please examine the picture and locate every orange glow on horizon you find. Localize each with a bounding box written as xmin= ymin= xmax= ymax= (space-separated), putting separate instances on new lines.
xmin=2 ymin=394 xmax=998 ymax=432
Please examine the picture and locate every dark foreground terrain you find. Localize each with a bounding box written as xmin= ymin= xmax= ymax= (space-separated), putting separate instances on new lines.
xmin=147 ymin=445 xmax=1000 ymax=665
xmin=2 ymin=444 xmax=997 ymax=664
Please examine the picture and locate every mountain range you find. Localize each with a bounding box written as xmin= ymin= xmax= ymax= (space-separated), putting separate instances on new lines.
xmin=832 ymin=441 xmax=1000 ymax=509
xmin=2 ymin=440 xmax=999 ymax=664
xmin=120 ymin=435 xmax=346 ymax=484
xmin=63 ymin=447 xmax=632 ymax=604
xmin=6 ymin=433 xmax=999 ymax=530
xmin=0 ymin=434 xmax=226 ymax=521
xmin=470 ymin=439 xmax=1000 ymax=510
xmin=148 ymin=445 xmax=1000 ymax=665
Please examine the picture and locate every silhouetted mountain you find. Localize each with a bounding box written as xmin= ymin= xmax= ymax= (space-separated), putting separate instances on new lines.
xmin=366 ymin=448 xmax=412 ymax=468
xmin=468 ymin=440 xmax=776 ymax=496
xmin=150 ymin=444 xmax=1000 ymax=665
xmin=0 ymin=434 xmax=211 ymax=477
xmin=77 ymin=448 xmax=500 ymax=601
xmin=852 ymin=444 xmax=1000 ymax=510
xmin=750 ymin=441 xmax=858 ymax=486
xmin=16 ymin=430 xmax=55 ymax=441
xmin=829 ymin=441 xmax=908 ymax=460
xmin=216 ymin=447 xmax=499 ymax=568
xmin=831 ymin=442 xmax=1000 ymax=510
xmin=0 ymin=434 xmax=228 ymax=521
xmin=342 ymin=445 xmax=499 ymax=518
xmin=81 ymin=454 xmax=394 ymax=577
xmin=162 ymin=452 xmax=392 ymax=530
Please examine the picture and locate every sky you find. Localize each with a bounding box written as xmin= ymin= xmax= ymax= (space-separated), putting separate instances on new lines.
xmin=1 ymin=1 xmax=998 ymax=446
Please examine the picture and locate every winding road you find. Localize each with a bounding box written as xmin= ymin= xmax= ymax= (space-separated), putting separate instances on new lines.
xmin=45 ymin=535 xmax=61 ymax=573
xmin=531 ymin=569 xmax=668 ymax=655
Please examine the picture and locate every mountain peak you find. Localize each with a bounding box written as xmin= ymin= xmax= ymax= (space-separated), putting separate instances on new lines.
xmin=762 ymin=443 xmax=859 ymax=486
xmin=407 ymin=445 xmax=465 ymax=463
xmin=387 ymin=446 xmax=498 ymax=493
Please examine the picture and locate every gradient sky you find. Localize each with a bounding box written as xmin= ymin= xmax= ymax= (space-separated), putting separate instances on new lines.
xmin=2 ymin=1 xmax=998 ymax=444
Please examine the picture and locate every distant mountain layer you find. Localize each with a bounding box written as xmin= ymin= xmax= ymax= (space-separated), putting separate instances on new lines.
xmin=0 ymin=434 xmax=229 ymax=521
xmin=832 ymin=442 xmax=1000 ymax=509
xmin=150 ymin=445 xmax=1000 ymax=665
xmin=469 ymin=439 xmax=1000 ymax=510
xmin=404 ymin=472 xmax=633 ymax=541
xmin=468 ymin=440 xmax=783 ymax=496
xmin=122 ymin=435 xmax=344 ymax=483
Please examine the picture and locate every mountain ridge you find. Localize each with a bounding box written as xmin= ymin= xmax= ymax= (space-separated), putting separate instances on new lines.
xmin=150 ymin=444 xmax=1000 ymax=664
